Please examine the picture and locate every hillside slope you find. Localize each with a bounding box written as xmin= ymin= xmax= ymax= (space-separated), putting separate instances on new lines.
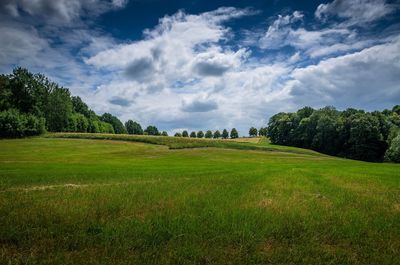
xmin=0 ymin=137 xmax=399 ymax=265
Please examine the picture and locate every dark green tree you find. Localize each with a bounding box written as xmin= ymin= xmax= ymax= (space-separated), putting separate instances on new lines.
xmin=71 ymin=96 xmax=91 ymax=117
xmin=182 ymin=130 xmax=189 ymax=137
xmin=258 ymin=127 xmax=268 ymax=136
xmin=230 ymin=128 xmax=239 ymax=139
xmin=213 ymin=130 xmax=221 ymax=139
xmin=249 ymin=127 xmax=257 ymax=137
xmin=46 ymin=87 xmax=72 ymax=132
xmin=174 ymin=132 xmax=182 ymax=137
xmin=222 ymin=129 xmax=229 ymax=139
xmin=100 ymin=113 xmax=127 ymax=134
xmin=125 ymin=120 xmax=143 ymax=135
xmin=161 ymin=131 xmax=168 ymax=136
xmin=190 ymin=131 xmax=196 ymax=138
xmin=144 ymin=125 xmax=159 ymax=136
xmin=205 ymin=130 xmax=213 ymax=138
xmin=197 ymin=130 xmax=204 ymax=138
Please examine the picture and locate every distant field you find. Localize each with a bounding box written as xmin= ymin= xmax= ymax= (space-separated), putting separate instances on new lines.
xmin=226 ymin=137 xmax=263 ymax=144
xmin=0 ymin=136 xmax=399 ymax=264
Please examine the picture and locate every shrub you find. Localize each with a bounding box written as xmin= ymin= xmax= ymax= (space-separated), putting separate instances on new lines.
xmin=385 ymin=134 xmax=400 ymax=162
xmin=0 ymin=109 xmax=45 ymax=137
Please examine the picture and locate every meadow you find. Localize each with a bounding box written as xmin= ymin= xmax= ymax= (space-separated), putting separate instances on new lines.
xmin=0 ymin=134 xmax=399 ymax=264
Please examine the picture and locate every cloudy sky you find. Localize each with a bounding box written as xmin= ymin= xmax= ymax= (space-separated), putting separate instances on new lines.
xmin=1 ymin=0 xmax=400 ymax=134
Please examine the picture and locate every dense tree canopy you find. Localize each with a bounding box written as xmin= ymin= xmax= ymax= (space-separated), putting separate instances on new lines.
xmin=258 ymin=127 xmax=267 ymax=136
xmin=205 ymin=130 xmax=213 ymax=138
xmin=190 ymin=131 xmax=196 ymax=138
xmin=100 ymin=113 xmax=127 ymax=134
xmin=125 ymin=120 xmax=143 ymax=135
xmin=144 ymin=125 xmax=159 ymax=136
xmin=182 ymin=130 xmax=189 ymax=137
xmin=0 ymin=68 xmax=118 ymax=137
xmin=267 ymin=106 xmax=399 ymax=162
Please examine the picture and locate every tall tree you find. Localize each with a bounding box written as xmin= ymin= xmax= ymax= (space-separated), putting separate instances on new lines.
xmin=197 ymin=130 xmax=204 ymax=138
xmin=144 ymin=125 xmax=159 ymax=136
xmin=230 ymin=128 xmax=239 ymax=139
xmin=213 ymin=130 xmax=221 ymax=139
xmin=190 ymin=131 xmax=196 ymax=138
xmin=249 ymin=127 xmax=257 ymax=137
xmin=205 ymin=130 xmax=213 ymax=138
xmin=125 ymin=120 xmax=143 ymax=135
xmin=71 ymin=96 xmax=90 ymax=117
xmin=182 ymin=130 xmax=189 ymax=137
xmin=222 ymin=129 xmax=229 ymax=139
xmin=100 ymin=113 xmax=127 ymax=134
xmin=46 ymin=87 xmax=72 ymax=132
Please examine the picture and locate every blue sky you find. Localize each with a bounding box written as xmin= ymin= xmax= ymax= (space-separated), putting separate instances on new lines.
xmin=1 ymin=0 xmax=400 ymax=134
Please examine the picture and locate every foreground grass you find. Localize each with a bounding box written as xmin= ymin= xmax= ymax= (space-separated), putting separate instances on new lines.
xmin=0 ymin=137 xmax=399 ymax=264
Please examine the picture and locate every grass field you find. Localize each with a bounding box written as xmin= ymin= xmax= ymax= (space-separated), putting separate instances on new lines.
xmin=0 ymin=135 xmax=399 ymax=264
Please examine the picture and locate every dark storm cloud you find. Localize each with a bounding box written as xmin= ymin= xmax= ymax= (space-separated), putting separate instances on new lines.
xmin=193 ymin=62 xmax=229 ymax=76
xmin=109 ymin=96 xmax=132 ymax=107
xmin=181 ymin=99 xmax=218 ymax=112
xmin=124 ymin=57 xmax=155 ymax=81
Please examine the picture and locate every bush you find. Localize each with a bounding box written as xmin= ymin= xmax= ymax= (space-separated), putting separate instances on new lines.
xmin=88 ymin=119 xmax=100 ymax=133
xmin=99 ymin=121 xmax=115 ymax=134
xmin=75 ymin=113 xmax=88 ymax=132
xmin=385 ymin=134 xmax=400 ymax=162
xmin=0 ymin=109 xmax=45 ymax=137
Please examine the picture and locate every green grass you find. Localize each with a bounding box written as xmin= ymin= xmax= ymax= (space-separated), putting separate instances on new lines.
xmin=44 ymin=133 xmax=321 ymax=156
xmin=0 ymin=135 xmax=399 ymax=264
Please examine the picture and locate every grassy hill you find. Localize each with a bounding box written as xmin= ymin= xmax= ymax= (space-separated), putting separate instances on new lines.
xmin=0 ymin=135 xmax=399 ymax=264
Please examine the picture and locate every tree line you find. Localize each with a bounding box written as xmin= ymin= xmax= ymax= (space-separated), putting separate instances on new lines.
xmin=266 ymin=106 xmax=400 ymax=162
xmin=0 ymin=68 xmax=167 ymax=137
xmin=173 ymin=128 xmax=239 ymax=139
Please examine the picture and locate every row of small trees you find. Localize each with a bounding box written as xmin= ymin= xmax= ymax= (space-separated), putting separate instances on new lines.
xmin=174 ymin=128 xmax=239 ymax=139
xmin=248 ymin=127 xmax=268 ymax=137
xmin=125 ymin=120 xmax=169 ymax=136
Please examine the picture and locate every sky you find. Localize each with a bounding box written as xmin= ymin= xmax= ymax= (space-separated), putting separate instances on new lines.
xmin=1 ymin=0 xmax=400 ymax=134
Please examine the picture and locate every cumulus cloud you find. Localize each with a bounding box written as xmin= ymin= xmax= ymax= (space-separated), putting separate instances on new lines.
xmin=86 ymin=7 xmax=252 ymax=93
xmin=258 ymin=9 xmax=383 ymax=59
xmin=1 ymin=0 xmax=399 ymax=135
xmin=287 ymin=37 xmax=400 ymax=109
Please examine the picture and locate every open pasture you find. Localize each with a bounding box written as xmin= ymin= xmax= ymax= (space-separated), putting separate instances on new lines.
xmin=0 ymin=136 xmax=399 ymax=264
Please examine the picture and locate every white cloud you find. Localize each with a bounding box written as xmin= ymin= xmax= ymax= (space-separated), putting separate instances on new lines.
xmin=287 ymin=37 xmax=400 ymax=109
xmin=1 ymin=1 xmax=399 ymax=135
xmin=258 ymin=8 xmax=389 ymax=60
xmin=0 ymin=0 xmax=127 ymax=24
xmin=315 ymin=0 xmax=398 ymax=25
